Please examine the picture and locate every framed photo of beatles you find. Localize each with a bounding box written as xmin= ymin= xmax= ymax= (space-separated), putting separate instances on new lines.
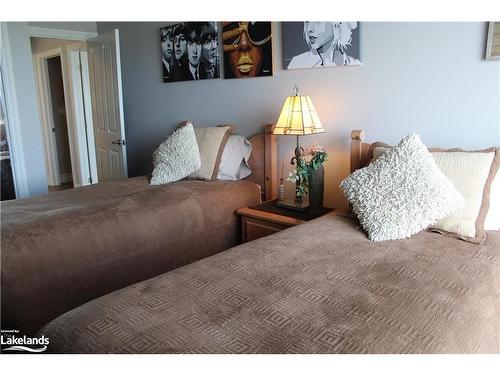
xmin=222 ymin=22 xmax=273 ymax=78
xmin=160 ymin=22 xmax=220 ymax=82
xmin=282 ymin=22 xmax=362 ymax=70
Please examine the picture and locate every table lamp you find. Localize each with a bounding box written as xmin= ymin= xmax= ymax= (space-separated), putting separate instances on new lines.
xmin=273 ymin=85 xmax=325 ymax=211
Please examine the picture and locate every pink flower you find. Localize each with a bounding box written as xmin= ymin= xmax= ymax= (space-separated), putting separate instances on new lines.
xmin=302 ymin=143 xmax=324 ymax=157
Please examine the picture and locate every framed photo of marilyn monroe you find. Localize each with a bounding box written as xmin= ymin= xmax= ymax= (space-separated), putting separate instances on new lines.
xmin=282 ymin=22 xmax=362 ymax=70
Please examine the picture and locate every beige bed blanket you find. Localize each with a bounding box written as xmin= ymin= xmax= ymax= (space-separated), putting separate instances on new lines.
xmin=39 ymin=214 xmax=500 ymax=353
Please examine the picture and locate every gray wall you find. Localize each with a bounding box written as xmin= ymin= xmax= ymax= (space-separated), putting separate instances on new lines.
xmin=98 ymin=22 xmax=500 ymax=208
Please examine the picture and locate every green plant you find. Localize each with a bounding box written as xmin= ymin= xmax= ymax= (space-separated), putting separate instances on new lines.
xmin=287 ymin=145 xmax=328 ymax=198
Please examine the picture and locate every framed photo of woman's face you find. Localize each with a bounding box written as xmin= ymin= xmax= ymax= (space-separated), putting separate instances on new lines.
xmin=282 ymin=22 xmax=362 ymax=70
xmin=222 ymin=22 xmax=273 ymax=79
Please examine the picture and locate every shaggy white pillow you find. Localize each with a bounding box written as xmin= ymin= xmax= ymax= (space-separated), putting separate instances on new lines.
xmin=150 ymin=122 xmax=201 ymax=185
xmin=340 ymin=134 xmax=464 ymax=241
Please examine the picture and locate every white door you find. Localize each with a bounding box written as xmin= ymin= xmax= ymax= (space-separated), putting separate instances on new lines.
xmin=87 ymin=29 xmax=127 ymax=182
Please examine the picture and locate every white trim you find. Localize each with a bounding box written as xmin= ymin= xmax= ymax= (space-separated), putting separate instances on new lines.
xmin=28 ymin=26 xmax=97 ymax=41
xmin=112 ymin=29 xmax=128 ymax=177
xmin=0 ymin=23 xmax=29 ymax=198
xmin=67 ymin=45 xmax=98 ymax=185
xmin=34 ymin=48 xmax=63 ymax=186
xmin=58 ymin=46 xmax=84 ymax=187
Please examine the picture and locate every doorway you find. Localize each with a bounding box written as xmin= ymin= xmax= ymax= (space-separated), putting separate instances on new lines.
xmin=31 ymin=31 xmax=127 ymax=192
xmin=32 ymin=41 xmax=98 ymax=191
xmin=46 ymin=55 xmax=74 ymax=191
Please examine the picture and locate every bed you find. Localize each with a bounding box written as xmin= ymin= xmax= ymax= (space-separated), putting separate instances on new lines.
xmin=1 ymin=125 xmax=277 ymax=336
xmin=37 ymin=130 xmax=500 ymax=353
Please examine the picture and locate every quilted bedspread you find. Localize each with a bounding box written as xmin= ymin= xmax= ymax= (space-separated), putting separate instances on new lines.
xmin=39 ymin=214 xmax=500 ymax=353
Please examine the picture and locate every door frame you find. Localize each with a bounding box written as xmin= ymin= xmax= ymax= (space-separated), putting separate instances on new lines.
xmin=33 ymin=42 xmax=99 ymax=188
xmin=33 ymin=47 xmax=65 ymax=186
xmin=67 ymin=43 xmax=98 ymax=185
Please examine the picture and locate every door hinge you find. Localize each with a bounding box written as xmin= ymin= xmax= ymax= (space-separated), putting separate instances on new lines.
xmin=78 ymin=64 xmax=82 ymax=72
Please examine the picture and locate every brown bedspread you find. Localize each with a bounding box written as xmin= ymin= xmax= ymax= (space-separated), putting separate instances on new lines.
xmin=39 ymin=214 xmax=500 ymax=353
xmin=1 ymin=177 xmax=261 ymax=335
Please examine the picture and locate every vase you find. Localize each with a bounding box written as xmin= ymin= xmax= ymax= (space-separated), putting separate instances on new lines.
xmin=308 ymin=165 xmax=324 ymax=213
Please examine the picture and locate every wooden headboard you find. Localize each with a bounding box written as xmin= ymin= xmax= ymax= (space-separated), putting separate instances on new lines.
xmin=246 ymin=124 xmax=278 ymax=201
xmin=350 ymin=130 xmax=391 ymax=173
xmin=350 ymin=130 xmax=371 ymax=173
xmin=351 ymin=129 xmax=394 ymax=173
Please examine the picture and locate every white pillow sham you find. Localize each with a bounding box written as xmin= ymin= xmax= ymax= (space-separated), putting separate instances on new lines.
xmin=340 ymin=134 xmax=464 ymax=241
xmin=217 ymin=135 xmax=253 ymax=181
xmin=432 ymin=152 xmax=495 ymax=241
xmin=150 ymin=122 xmax=201 ymax=185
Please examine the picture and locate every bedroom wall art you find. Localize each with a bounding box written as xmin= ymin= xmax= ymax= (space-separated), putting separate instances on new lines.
xmin=222 ymin=22 xmax=273 ymax=78
xmin=161 ymin=22 xmax=220 ymax=82
xmin=486 ymin=22 xmax=500 ymax=60
xmin=282 ymin=22 xmax=362 ymax=70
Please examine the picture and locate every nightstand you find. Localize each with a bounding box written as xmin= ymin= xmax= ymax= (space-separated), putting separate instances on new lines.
xmin=236 ymin=199 xmax=333 ymax=243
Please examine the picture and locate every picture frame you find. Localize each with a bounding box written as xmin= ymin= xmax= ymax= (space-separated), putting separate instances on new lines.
xmin=222 ymin=22 xmax=274 ymax=79
xmin=160 ymin=22 xmax=221 ymax=82
xmin=282 ymin=22 xmax=362 ymax=70
xmin=486 ymin=22 xmax=500 ymax=60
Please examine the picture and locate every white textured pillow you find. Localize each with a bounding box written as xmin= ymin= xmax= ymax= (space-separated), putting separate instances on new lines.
xmin=217 ymin=135 xmax=253 ymax=181
xmin=188 ymin=126 xmax=233 ymax=181
xmin=340 ymin=134 xmax=464 ymax=241
xmin=371 ymin=146 xmax=500 ymax=236
xmin=150 ymin=123 xmax=201 ymax=185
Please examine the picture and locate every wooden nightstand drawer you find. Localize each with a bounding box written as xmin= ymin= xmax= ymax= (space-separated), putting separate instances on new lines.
xmin=236 ymin=201 xmax=334 ymax=244
xmin=244 ymin=217 xmax=293 ymax=242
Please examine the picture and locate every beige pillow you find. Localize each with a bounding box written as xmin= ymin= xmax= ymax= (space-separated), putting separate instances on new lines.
xmin=431 ymin=151 xmax=496 ymax=243
xmin=186 ymin=124 xmax=233 ymax=181
xmin=370 ymin=145 xmax=499 ymax=242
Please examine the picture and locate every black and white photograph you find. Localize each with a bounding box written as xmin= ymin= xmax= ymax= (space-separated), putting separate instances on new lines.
xmin=282 ymin=22 xmax=361 ymax=70
xmin=161 ymin=22 xmax=220 ymax=82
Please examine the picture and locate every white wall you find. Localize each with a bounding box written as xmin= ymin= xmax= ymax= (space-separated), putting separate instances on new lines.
xmin=1 ymin=22 xmax=48 ymax=197
xmin=98 ymin=22 xmax=500 ymax=208
xmin=28 ymin=22 xmax=97 ymax=33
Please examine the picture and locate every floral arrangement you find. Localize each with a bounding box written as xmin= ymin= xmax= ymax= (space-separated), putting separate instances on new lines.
xmin=287 ymin=144 xmax=328 ymax=199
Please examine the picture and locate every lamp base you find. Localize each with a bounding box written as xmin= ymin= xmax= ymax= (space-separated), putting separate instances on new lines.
xmin=276 ymin=198 xmax=309 ymax=212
